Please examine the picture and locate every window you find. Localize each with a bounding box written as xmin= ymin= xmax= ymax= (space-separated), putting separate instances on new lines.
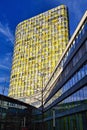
xmin=85 ymin=40 xmax=87 ymax=51
xmin=73 ymin=74 xmax=76 ymax=84
xmin=83 ymin=86 xmax=87 ymax=99
xmin=81 ymin=66 xmax=85 ymax=78
xmin=77 ymin=70 xmax=82 ymax=81
xmin=84 ymin=63 xmax=87 ymax=75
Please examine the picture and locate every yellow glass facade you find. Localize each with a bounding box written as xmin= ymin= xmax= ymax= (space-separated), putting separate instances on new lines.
xmin=9 ymin=5 xmax=69 ymax=101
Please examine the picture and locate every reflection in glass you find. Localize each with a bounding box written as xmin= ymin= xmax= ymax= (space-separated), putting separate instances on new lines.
xmin=63 ymin=86 xmax=87 ymax=104
xmin=45 ymin=62 xmax=87 ymax=108
xmin=81 ymin=66 xmax=85 ymax=78
xmin=83 ymin=86 xmax=87 ymax=99
xmin=77 ymin=71 xmax=81 ymax=81
xmin=84 ymin=64 xmax=87 ymax=75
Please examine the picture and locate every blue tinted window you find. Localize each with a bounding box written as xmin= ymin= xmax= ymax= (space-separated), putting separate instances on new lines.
xmin=63 ymin=85 xmax=65 ymax=93
xmin=84 ymin=23 xmax=87 ymax=32
xmin=78 ymin=31 xmax=82 ymax=40
xmin=82 ymin=26 xmax=85 ymax=35
xmin=77 ymin=71 xmax=81 ymax=81
xmin=76 ymin=91 xmax=80 ymax=101
xmin=73 ymin=93 xmax=77 ymax=101
xmin=64 ymin=84 xmax=67 ymax=92
xmin=70 ymin=79 xmax=72 ymax=87
xmin=79 ymin=89 xmax=84 ymax=100
xmin=83 ymin=86 xmax=87 ymax=99
xmin=81 ymin=66 xmax=85 ymax=78
xmin=67 ymin=82 xmax=70 ymax=90
xmin=74 ymin=73 xmax=78 ymax=83
xmin=59 ymin=86 xmax=87 ymax=107
xmin=72 ymin=77 xmax=75 ymax=86
xmin=72 ymin=76 xmax=75 ymax=85
xmin=84 ymin=64 xmax=87 ymax=75
xmin=68 ymin=80 xmax=71 ymax=89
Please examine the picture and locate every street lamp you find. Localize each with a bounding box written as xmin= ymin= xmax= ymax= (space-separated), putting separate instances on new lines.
xmin=2 ymin=78 xmax=7 ymax=95
xmin=53 ymin=109 xmax=55 ymax=130
xmin=52 ymin=106 xmax=60 ymax=130
xmin=38 ymin=72 xmax=45 ymax=130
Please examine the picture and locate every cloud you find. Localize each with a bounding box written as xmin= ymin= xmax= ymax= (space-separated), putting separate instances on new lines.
xmin=0 ymin=22 xmax=14 ymax=44
xmin=0 ymin=83 xmax=9 ymax=95
xmin=0 ymin=52 xmax=12 ymax=71
xmin=0 ymin=65 xmax=9 ymax=70
xmin=0 ymin=77 xmax=9 ymax=83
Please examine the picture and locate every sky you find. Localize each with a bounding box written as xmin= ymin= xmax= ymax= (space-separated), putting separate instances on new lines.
xmin=0 ymin=0 xmax=87 ymax=95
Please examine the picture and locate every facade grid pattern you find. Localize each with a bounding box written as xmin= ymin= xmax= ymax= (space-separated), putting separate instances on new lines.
xmin=9 ymin=5 xmax=69 ymax=105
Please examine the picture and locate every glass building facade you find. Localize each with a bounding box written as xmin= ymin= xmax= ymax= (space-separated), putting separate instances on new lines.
xmin=1 ymin=10 xmax=87 ymax=130
xmin=32 ymin=11 xmax=87 ymax=130
xmin=0 ymin=94 xmax=39 ymax=130
xmin=9 ymin=5 xmax=69 ymax=106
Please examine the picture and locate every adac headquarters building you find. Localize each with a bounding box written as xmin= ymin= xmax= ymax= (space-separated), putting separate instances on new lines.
xmin=1 ymin=4 xmax=87 ymax=130
xmin=8 ymin=5 xmax=69 ymax=105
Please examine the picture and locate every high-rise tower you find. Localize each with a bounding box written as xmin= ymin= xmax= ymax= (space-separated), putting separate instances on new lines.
xmin=9 ymin=5 xmax=69 ymax=106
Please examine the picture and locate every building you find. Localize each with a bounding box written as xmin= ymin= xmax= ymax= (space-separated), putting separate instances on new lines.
xmin=9 ymin=5 xmax=69 ymax=106
xmin=0 ymin=94 xmax=39 ymax=130
xmin=34 ymin=11 xmax=87 ymax=130
xmin=3 ymin=10 xmax=87 ymax=130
